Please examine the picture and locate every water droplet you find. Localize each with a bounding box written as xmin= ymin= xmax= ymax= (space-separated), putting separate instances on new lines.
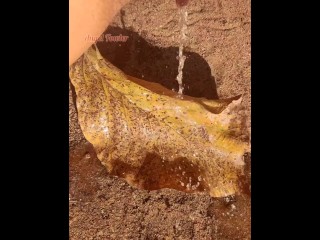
xmin=175 ymin=5 xmax=188 ymax=95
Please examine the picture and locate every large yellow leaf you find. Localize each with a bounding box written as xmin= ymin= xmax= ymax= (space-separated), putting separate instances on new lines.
xmin=69 ymin=46 xmax=249 ymax=197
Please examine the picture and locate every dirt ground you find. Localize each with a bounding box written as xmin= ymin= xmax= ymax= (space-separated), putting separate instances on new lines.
xmin=69 ymin=0 xmax=251 ymax=239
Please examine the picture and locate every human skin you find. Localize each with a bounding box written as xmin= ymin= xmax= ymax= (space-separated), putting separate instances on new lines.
xmin=69 ymin=0 xmax=189 ymax=66
xmin=69 ymin=0 xmax=130 ymax=66
xmin=176 ymin=0 xmax=189 ymax=7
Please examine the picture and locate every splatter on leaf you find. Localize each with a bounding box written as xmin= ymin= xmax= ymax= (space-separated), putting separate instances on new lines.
xmin=69 ymin=46 xmax=249 ymax=197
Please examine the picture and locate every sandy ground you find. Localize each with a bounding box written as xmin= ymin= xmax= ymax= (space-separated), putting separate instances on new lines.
xmin=69 ymin=0 xmax=251 ymax=239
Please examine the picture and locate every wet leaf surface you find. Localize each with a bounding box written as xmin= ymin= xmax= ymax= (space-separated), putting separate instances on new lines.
xmin=69 ymin=46 xmax=249 ymax=197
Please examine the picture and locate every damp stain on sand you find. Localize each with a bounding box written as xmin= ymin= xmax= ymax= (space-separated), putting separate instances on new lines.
xmin=69 ymin=0 xmax=251 ymax=238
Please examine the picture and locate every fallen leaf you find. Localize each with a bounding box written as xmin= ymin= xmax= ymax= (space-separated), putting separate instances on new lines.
xmin=69 ymin=45 xmax=249 ymax=197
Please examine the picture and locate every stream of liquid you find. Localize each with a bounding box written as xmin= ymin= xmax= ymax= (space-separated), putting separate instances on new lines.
xmin=176 ymin=6 xmax=188 ymax=96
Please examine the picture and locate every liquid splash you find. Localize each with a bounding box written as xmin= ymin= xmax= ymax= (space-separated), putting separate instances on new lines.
xmin=176 ymin=5 xmax=188 ymax=96
xmin=69 ymin=46 xmax=248 ymax=198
